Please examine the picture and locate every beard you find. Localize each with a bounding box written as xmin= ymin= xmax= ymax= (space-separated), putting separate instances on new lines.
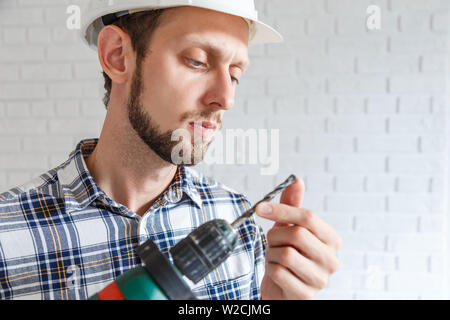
xmin=126 ymin=63 xmax=219 ymax=166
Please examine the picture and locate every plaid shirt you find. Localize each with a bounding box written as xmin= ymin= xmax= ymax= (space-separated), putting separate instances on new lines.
xmin=0 ymin=138 xmax=266 ymax=300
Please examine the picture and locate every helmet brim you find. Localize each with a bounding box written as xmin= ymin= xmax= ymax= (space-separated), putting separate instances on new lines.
xmin=249 ymin=19 xmax=283 ymax=45
xmin=81 ymin=4 xmax=283 ymax=49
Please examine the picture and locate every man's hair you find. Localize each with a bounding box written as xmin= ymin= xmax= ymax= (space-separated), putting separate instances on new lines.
xmin=102 ymin=9 xmax=167 ymax=109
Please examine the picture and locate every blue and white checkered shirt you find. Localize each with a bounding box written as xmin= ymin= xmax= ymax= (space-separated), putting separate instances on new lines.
xmin=0 ymin=138 xmax=266 ymax=300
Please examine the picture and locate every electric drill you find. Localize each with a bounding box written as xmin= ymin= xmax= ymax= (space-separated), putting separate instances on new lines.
xmin=89 ymin=174 xmax=296 ymax=300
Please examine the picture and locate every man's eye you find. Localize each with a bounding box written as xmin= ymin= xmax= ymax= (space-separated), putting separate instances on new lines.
xmin=187 ymin=58 xmax=205 ymax=68
xmin=187 ymin=58 xmax=239 ymax=85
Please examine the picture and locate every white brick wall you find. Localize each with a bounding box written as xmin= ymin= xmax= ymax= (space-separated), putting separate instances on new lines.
xmin=0 ymin=0 xmax=449 ymax=300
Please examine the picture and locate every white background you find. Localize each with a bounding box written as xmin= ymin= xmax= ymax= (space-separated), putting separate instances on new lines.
xmin=0 ymin=0 xmax=449 ymax=299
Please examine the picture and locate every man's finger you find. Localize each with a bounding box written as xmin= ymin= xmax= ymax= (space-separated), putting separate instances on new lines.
xmin=256 ymin=202 xmax=342 ymax=250
xmin=267 ymin=226 xmax=340 ymax=274
xmin=266 ymin=246 xmax=329 ymax=290
xmin=265 ymin=262 xmax=316 ymax=300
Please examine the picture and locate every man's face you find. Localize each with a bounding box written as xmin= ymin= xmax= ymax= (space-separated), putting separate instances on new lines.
xmin=126 ymin=6 xmax=250 ymax=165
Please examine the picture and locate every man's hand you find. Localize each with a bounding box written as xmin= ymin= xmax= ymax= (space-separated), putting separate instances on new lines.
xmin=256 ymin=176 xmax=342 ymax=300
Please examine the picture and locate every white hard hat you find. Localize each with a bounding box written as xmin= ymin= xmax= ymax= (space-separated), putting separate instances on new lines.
xmin=81 ymin=0 xmax=283 ymax=50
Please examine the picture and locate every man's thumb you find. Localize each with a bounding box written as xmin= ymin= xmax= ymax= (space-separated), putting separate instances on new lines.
xmin=280 ymin=176 xmax=305 ymax=208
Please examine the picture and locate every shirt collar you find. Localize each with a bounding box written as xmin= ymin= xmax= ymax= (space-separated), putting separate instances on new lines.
xmin=58 ymin=138 xmax=203 ymax=215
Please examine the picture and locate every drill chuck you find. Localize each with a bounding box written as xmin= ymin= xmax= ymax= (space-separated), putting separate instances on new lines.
xmin=170 ymin=219 xmax=238 ymax=284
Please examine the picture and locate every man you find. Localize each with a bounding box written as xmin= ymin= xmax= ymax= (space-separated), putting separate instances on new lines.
xmin=0 ymin=1 xmax=342 ymax=300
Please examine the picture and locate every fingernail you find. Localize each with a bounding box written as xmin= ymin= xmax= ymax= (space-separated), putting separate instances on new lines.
xmin=258 ymin=202 xmax=272 ymax=215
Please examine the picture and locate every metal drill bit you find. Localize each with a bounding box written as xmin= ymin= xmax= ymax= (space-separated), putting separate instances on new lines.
xmin=231 ymin=174 xmax=297 ymax=229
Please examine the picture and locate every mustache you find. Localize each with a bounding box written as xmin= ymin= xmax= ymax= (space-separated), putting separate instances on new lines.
xmin=180 ymin=110 xmax=223 ymax=128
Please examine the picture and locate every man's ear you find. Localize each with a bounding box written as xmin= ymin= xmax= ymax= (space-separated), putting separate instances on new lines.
xmin=97 ymin=25 xmax=134 ymax=84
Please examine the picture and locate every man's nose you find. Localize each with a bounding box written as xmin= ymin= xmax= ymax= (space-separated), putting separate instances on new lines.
xmin=202 ymin=70 xmax=235 ymax=111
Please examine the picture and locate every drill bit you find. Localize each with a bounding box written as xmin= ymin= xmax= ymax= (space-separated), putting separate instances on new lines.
xmin=231 ymin=174 xmax=297 ymax=229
